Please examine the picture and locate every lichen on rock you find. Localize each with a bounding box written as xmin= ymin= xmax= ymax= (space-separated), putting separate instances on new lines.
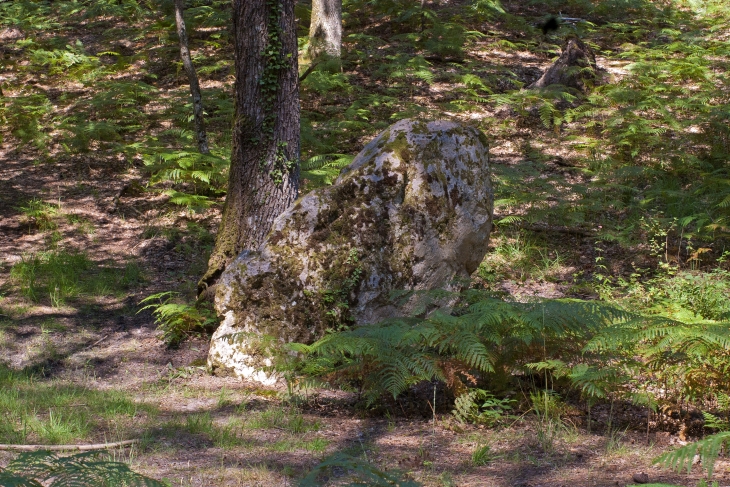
xmin=208 ymin=118 xmax=494 ymax=381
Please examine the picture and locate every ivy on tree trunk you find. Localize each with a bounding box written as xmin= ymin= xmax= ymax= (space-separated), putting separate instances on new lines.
xmin=199 ymin=0 xmax=300 ymax=296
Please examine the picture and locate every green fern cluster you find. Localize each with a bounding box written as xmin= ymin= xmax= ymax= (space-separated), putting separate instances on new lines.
xmin=288 ymin=291 xmax=632 ymax=404
xmin=299 ymin=153 xmax=354 ymax=191
xmin=71 ymin=0 xmax=147 ymax=21
xmin=125 ymin=147 xmax=229 ymax=211
xmin=138 ymin=291 xmax=217 ymax=346
xmin=0 ymin=450 xmax=165 ymax=487
xmin=0 ymin=1 xmax=60 ymax=30
xmin=452 ymin=388 xmax=514 ymax=426
xmin=484 ymin=3 xmax=730 ymax=249
xmin=380 ymin=54 xmax=434 ymax=88
xmin=492 ymin=87 xmax=579 ymax=130
xmin=29 ymin=40 xmax=100 ymax=78
xmin=2 ymin=43 xmax=155 ymax=152
xmin=289 ymin=286 xmax=730 ymax=421
xmin=0 ymin=93 xmax=54 ymax=149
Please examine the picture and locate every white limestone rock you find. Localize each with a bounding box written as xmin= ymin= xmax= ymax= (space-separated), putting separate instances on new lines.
xmin=208 ymin=119 xmax=493 ymax=380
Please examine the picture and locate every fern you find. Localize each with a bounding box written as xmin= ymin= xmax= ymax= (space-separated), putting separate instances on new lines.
xmin=162 ymin=190 xmax=216 ymax=211
xmin=384 ymin=54 xmax=434 ymax=86
xmin=0 ymin=450 xmax=165 ymax=487
xmin=300 ymin=154 xmax=355 ymax=191
xmin=185 ymin=0 xmax=231 ymax=31
xmin=491 ymin=87 xmax=572 ymax=129
xmin=703 ymin=412 xmax=730 ymax=432
xmin=130 ymin=147 xmax=229 ymax=209
xmin=452 ymin=389 xmax=514 ymax=425
xmin=290 ymin=292 xmax=635 ymax=404
xmin=301 ymin=154 xmax=354 ymax=172
xmin=138 ymin=291 xmax=217 ymax=346
xmin=0 ymin=93 xmax=53 ymax=148
xmin=423 ymin=22 xmax=483 ymax=59
xmin=0 ymin=1 xmax=58 ymax=30
xmin=585 ymin=310 xmax=730 ymax=402
xmin=301 ymin=71 xmax=352 ymax=95
xmin=29 ymin=40 xmax=100 ymax=77
xmin=292 ymin=288 xmax=730 ymax=411
xmin=76 ymin=0 xmax=147 ymax=21
xmin=655 ymin=431 xmax=730 ymax=478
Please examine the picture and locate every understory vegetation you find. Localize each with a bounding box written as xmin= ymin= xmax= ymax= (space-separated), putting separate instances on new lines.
xmin=1 ymin=0 xmax=730 ymax=485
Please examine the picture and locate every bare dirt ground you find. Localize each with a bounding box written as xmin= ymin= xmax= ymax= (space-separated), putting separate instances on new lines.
xmin=1 ymin=138 xmax=725 ymax=487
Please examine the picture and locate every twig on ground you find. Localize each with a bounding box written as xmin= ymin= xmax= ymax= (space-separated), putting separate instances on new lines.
xmin=84 ymin=334 xmax=109 ymax=350
xmin=0 ymin=439 xmax=139 ymax=452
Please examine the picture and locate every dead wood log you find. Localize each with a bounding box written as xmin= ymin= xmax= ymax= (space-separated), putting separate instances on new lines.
xmin=0 ymin=439 xmax=139 ymax=452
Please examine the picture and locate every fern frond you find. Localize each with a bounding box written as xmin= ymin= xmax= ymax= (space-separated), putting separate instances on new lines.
xmin=301 ymin=153 xmax=354 ymax=171
xmin=538 ymin=102 xmax=557 ymax=128
xmin=497 ymin=215 xmax=524 ymax=225
xmin=655 ymin=431 xmax=730 ymax=478
xmin=452 ymin=389 xmax=482 ymax=424
xmin=2 ymin=450 xmax=165 ymax=487
xmin=162 ymin=190 xmax=215 ymax=210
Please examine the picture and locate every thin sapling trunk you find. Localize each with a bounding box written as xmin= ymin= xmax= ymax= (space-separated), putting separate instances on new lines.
xmin=174 ymin=0 xmax=209 ymax=154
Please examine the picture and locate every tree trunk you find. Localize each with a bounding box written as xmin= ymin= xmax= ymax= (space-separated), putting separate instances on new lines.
xmin=199 ymin=0 xmax=300 ymax=296
xmin=308 ymin=0 xmax=342 ymax=69
xmin=174 ymin=0 xmax=209 ymax=154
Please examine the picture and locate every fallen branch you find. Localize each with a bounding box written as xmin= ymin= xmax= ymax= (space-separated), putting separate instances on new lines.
xmin=0 ymin=439 xmax=139 ymax=452
xmin=299 ymin=61 xmax=321 ymax=83
xmin=84 ymin=334 xmax=109 ymax=350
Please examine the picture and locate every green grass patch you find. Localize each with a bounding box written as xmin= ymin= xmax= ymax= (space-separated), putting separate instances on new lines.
xmin=271 ymin=436 xmax=329 ymax=453
xmin=478 ymin=231 xmax=569 ymax=284
xmin=242 ymin=406 xmax=320 ymax=434
xmin=0 ymin=364 xmax=153 ymax=444
xmin=598 ymin=268 xmax=730 ymax=322
xmin=151 ymin=410 xmax=322 ymax=451
xmin=9 ymin=250 xmax=145 ymax=306
xmin=149 ymin=413 xmax=252 ymax=450
xmin=17 ymin=198 xmax=60 ymax=231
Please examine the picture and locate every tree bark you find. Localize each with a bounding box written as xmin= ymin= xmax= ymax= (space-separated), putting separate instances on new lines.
xmin=308 ymin=0 xmax=342 ymax=69
xmin=199 ymin=0 xmax=299 ymax=296
xmin=174 ymin=0 xmax=209 ymax=154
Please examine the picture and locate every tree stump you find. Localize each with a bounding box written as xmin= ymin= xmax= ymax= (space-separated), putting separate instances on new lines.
xmin=529 ymin=37 xmax=598 ymax=92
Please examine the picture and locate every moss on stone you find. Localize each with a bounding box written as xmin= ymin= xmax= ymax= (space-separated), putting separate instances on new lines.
xmin=210 ymin=119 xmax=493 ymax=380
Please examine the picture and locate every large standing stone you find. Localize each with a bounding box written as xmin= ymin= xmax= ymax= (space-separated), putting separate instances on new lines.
xmin=208 ymin=119 xmax=493 ymax=382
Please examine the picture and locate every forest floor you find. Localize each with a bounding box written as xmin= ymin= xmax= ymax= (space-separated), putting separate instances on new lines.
xmin=0 ymin=100 xmax=720 ymax=487
xmin=2 ymin=0 xmax=729 ymax=485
